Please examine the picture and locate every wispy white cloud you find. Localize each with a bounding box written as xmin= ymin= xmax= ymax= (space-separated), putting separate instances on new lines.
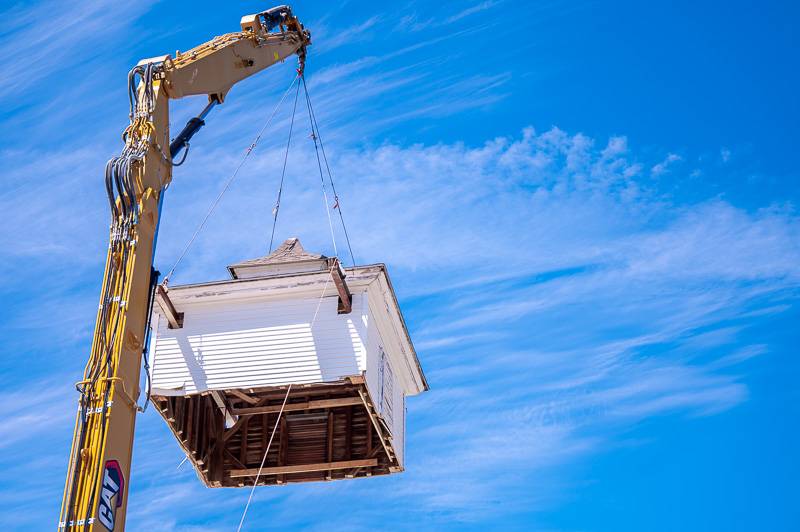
xmin=651 ymin=152 xmax=682 ymax=176
xmin=3 ymin=120 xmax=798 ymax=527
xmin=117 ymin=126 xmax=798 ymax=526
xmin=311 ymin=15 xmax=382 ymax=54
xmin=444 ymin=0 xmax=503 ymax=25
xmin=0 ymin=0 xmax=157 ymax=102
xmin=396 ymin=1 xmax=503 ymax=32
xmin=1 ymin=2 xmax=798 ymax=528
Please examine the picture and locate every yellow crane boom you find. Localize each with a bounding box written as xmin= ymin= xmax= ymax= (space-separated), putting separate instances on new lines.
xmin=59 ymin=7 xmax=310 ymax=530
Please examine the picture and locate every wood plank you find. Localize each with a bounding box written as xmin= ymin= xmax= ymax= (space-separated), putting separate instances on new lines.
xmin=230 ymin=459 xmax=378 ymax=478
xmin=278 ymin=416 xmax=287 ymax=484
xmin=345 ymin=406 xmax=352 ymax=460
xmin=240 ymin=417 xmax=250 ymax=465
xmin=326 ymin=411 xmax=334 ymax=479
xmin=164 ymin=397 xmax=175 ymax=422
xmin=175 ymin=397 xmax=185 ymax=437
xmin=211 ymin=390 xmax=236 ymax=428
xmin=357 ymin=389 xmax=394 ymax=461
xmin=229 ymin=389 xmax=260 ymax=405
xmin=185 ymin=397 xmax=194 ymax=449
xmin=223 ymin=415 xmax=248 ymax=442
xmin=329 ymin=259 xmax=352 ymax=314
xmin=202 ymin=397 xmax=212 ymax=459
xmin=211 ymin=407 xmax=224 ymax=484
xmin=366 ymin=414 xmax=373 ymax=456
xmin=232 ymin=397 xmax=362 ymax=416
xmin=197 ymin=398 xmax=208 ymax=464
xmin=261 ymin=414 xmax=269 ymax=460
xmin=224 ymin=449 xmax=247 ymax=470
xmin=155 ymin=284 xmax=184 ymax=329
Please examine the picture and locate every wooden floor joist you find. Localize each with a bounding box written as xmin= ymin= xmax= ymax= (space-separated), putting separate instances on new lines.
xmin=231 ymin=397 xmax=362 ymax=416
xmin=152 ymin=377 xmax=398 ymax=487
xmin=230 ymin=459 xmax=378 ymax=478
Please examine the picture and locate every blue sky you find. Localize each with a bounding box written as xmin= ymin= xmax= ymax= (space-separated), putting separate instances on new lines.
xmin=1 ymin=0 xmax=798 ymax=530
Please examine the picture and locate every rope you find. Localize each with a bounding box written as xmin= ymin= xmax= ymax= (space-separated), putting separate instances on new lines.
xmin=301 ymin=75 xmax=356 ymax=268
xmin=236 ymin=383 xmax=292 ymax=532
xmin=163 ymin=74 xmax=300 ymax=285
xmin=268 ymin=79 xmax=302 ymax=253
xmin=311 ymin=274 xmax=332 ymax=327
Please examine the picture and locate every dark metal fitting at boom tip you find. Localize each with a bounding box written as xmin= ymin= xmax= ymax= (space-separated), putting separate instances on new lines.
xmin=297 ymin=48 xmax=307 ymax=76
xmin=262 ymin=5 xmax=291 ymax=31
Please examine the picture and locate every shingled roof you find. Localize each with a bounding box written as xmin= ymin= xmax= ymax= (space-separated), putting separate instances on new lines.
xmin=227 ymin=238 xmax=329 ymax=279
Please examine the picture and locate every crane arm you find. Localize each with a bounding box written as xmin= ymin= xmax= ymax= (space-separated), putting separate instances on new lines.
xmin=163 ymin=6 xmax=308 ymax=102
xmin=59 ymin=6 xmax=309 ymax=531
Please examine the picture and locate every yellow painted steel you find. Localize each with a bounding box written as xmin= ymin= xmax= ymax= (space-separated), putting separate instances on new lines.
xmin=58 ymin=7 xmax=309 ymax=531
xmin=59 ymin=82 xmax=169 ymax=531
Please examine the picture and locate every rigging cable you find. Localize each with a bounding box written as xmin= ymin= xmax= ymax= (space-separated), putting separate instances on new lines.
xmin=163 ymin=73 xmax=301 ymax=285
xmin=300 ymin=75 xmax=356 ymax=268
xmin=236 ymin=268 xmax=332 ymax=531
xmin=268 ymin=78 xmax=301 ymax=253
xmin=236 ymin=383 xmax=293 ymax=532
xmin=301 ymin=75 xmax=337 ymax=258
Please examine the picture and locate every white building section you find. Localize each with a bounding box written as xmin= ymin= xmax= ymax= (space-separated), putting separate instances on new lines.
xmin=148 ymin=238 xmax=427 ymax=483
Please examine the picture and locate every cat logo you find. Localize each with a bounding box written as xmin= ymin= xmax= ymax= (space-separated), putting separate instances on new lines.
xmin=97 ymin=460 xmax=124 ymax=531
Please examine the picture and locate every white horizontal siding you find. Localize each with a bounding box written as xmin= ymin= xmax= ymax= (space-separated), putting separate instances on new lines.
xmin=364 ymin=306 xmax=379 ymax=404
xmin=394 ymin=387 xmax=405 ymax=467
xmin=151 ymin=294 xmax=367 ymax=395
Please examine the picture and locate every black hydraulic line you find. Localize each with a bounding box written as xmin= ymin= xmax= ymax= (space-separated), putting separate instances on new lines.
xmin=169 ymin=99 xmax=218 ymax=160
xmin=139 ymin=268 xmax=160 ymax=413
xmin=104 ymin=160 xmax=118 ymax=219
xmin=112 ymin=159 xmax=128 ymax=219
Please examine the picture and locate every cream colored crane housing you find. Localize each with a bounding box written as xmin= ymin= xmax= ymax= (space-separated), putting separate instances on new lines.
xmin=59 ymin=7 xmax=310 ymax=531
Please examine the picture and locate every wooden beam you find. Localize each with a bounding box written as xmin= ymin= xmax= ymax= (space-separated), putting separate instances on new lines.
xmin=224 ymin=449 xmax=247 ymax=470
xmin=346 ymin=375 xmax=365 ymax=386
xmin=230 ymin=459 xmax=378 ymax=478
xmin=260 ymin=414 xmax=269 ymax=459
xmin=366 ymin=414 xmax=372 ymax=456
xmin=345 ymin=406 xmax=352 ymax=460
xmin=326 ymin=411 xmax=334 ymax=480
xmin=211 ymin=409 xmax=224 ymax=484
xmin=193 ymin=396 xmax=202 ymax=454
xmin=155 ymin=284 xmax=184 ymax=329
xmin=228 ymin=389 xmax=260 ymax=405
xmin=239 ymin=417 xmax=249 ymax=465
xmin=232 ymin=397 xmax=362 ymax=416
xmin=185 ymin=398 xmax=194 ymax=450
xmin=223 ymin=415 xmax=248 ymax=442
xmin=328 ymin=259 xmax=352 ymax=314
xmin=278 ymin=416 xmax=287 ymax=484
xmin=175 ymin=397 xmax=185 ymax=437
xmin=163 ymin=397 xmax=175 ymax=422
xmin=210 ymin=390 xmax=236 ymax=428
xmin=356 ymin=389 xmax=394 ymax=462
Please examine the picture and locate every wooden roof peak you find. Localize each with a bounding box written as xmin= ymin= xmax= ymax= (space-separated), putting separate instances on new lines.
xmin=227 ymin=238 xmax=329 ymax=279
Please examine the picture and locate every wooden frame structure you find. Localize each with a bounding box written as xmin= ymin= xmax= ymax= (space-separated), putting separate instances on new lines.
xmin=151 ymin=376 xmax=399 ymax=487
